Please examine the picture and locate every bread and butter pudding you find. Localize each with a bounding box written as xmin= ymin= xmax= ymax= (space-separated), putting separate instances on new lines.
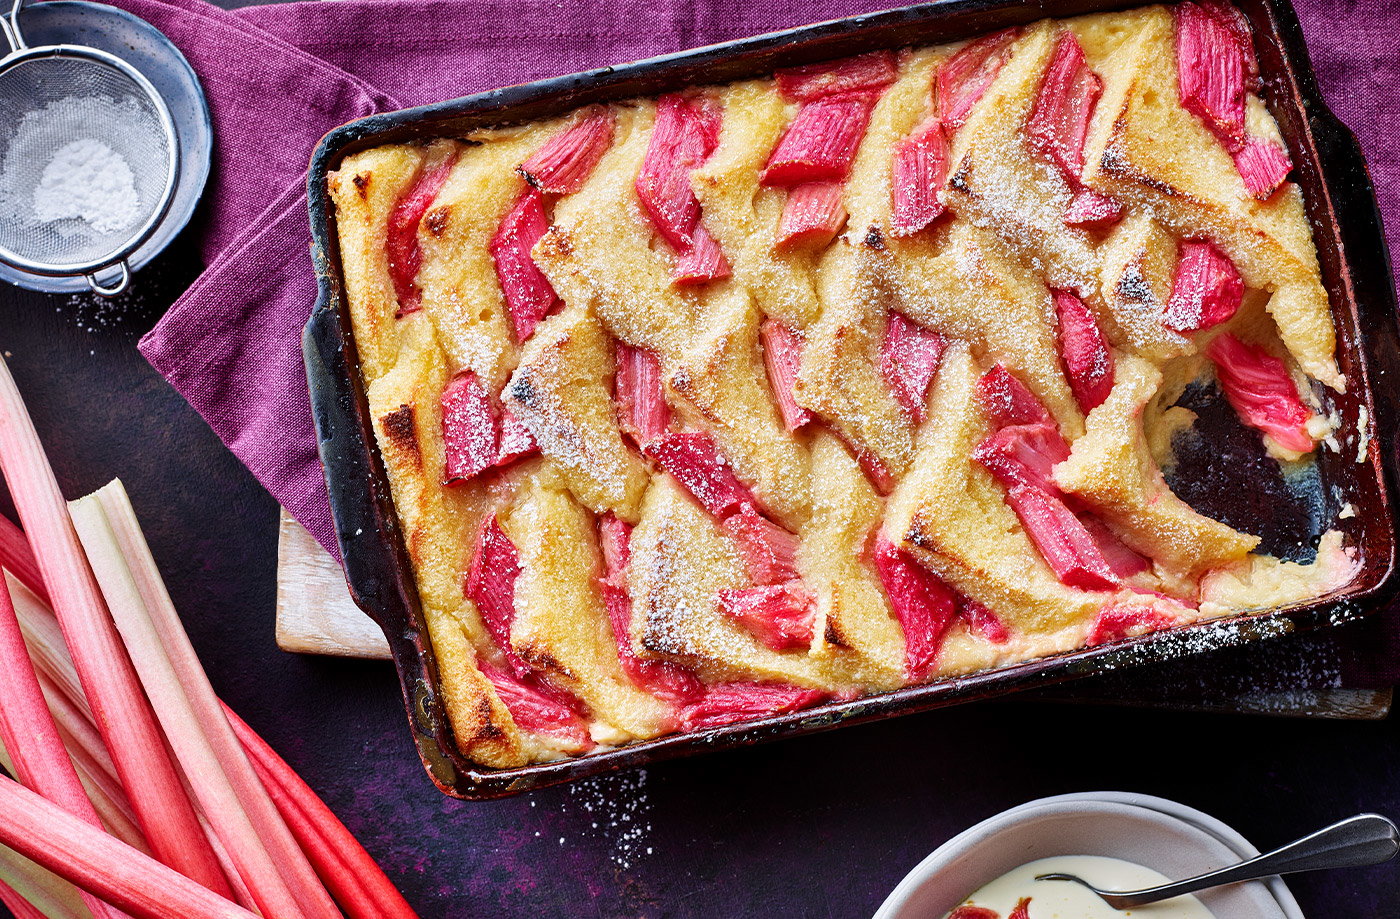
xmin=326 ymin=2 xmax=1356 ymax=768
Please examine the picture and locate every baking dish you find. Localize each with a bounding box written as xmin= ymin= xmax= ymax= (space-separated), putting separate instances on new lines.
xmin=304 ymin=0 xmax=1400 ymax=799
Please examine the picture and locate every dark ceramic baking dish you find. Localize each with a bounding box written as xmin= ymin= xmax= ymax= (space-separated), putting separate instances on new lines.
xmin=304 ymin=0 xmax=1400 ymax=799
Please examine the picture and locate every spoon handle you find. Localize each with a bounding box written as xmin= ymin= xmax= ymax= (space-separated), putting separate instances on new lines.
xmin=1120 ymin=814 xmax=1400 ymax=907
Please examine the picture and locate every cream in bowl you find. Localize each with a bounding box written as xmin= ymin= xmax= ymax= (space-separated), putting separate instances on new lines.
xmin=946 ymin=855 xmax=1215 ymax=918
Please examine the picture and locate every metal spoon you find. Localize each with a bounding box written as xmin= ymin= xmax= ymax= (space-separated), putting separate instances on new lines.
xmin=1035 ymin=813 xmax=1400 ymax=909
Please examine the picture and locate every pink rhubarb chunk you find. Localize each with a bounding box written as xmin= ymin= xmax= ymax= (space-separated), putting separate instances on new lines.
xmin=890 ymin=119 xmax=950 ymax=236
xmin=762 ymin=97 xmax=874 ymax=187
xmin=718 ymin=583 xmax=817 ymax=651
xmin=1080 ymin=515 xmax=1150 ymax=579
xmin=636 ymin=94 xmax=730 ymax=284
xmin=777 ymin=181 xmax=848 ymax=249
xmin=1164 ymin=239 xmax=1245 ymax=333
xmin=680 ymin=682 xmax=826 ymax=731
xmin=879 ymin=311 xmax=948 ymax=422
xmin=719 ymin=504 xmax=802 ymax=585
xmin=478 ymin=660 xmax=594 ymax=749
xmin=674 ymin=224 xmax=731 ymax=285
xmin=976 ymin=364 xmax=1054 ymax=428
xmin=1064 ymin=188 xmax=1123 ymax=228
xmin=760 ymin=319 xmax=814 ymax=432
xmin=490 ymin=189 xmax=559 ymax=343
xmin=465 ymin=516 xmax=529 ymax=677
xmin=1206 ymin=333 xmax=1315 ymax=453
xmin=644 ymin=432 xmax=762 ymax=520
xmin=1087 ymin=605 xmax=1179 ymax=645
xmin=1175 ymin=1 xmax=1247 ymax=153
xmin=775 ymin=51 xmax=898 ymax=103
xmin=496 ymin=408 xmax=539 ymax=466
xmin=441 ymin=371 xmax=499 ymax=485
xmin=615 ymin=342 xmax=672 ymax=447
xmin=937 ymin=27 xmax=1020 ymax=131
xmin=1233 ymin=136 xmax=1292 ymax=200
xmin=948 ymin=908 xmax=1001 ymax=919
xmin=1027 ymin=32 xmax=1102 ymax=187
xmin=872 ymin=535 xmax=958 ymax=680
xmin=517 ymin=108 xmax=616 ymax=195
xmin=1053 ymin=289 xmax=1115 ymax=413
xmin=975 ymin=422 xmax=1071 ymax=495
xmin=386 ymin=152 xmax=457 ymax=315
xmin=960 ymin=598 xmax=1010 ymax=645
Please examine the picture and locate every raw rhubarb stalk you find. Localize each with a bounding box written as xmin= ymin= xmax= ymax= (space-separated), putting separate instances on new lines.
xmin=975 ymin=364 xmax=1054 ymax=428
xmin=872 ymin=536 xmax=958 ymax=680
xmin=0 ymin=577 xmax=123 ymax=919
xmin=1175 ymin=1 xmax=1247 ymax=153
xmin=937 ymin=28 xmax=1020 ymax=131
xmin=490 ymin=189 xmax=559 ymax=343
xmin=879 ymin=311 xmax=948 ymax=422
xmin=1027 ymin=33 xmax=1102 ymax=188
xmin=0 ymin=876 xmax=54 ymax=919
xmin=673 ymin=225 xmax=731 ymax=285
xmin=478 ymin=660 xmax=593 ymax=749
xmin=0 ymin=851 xmax=92 ymax=919
xmin=517 ymin=108 xmax=615 ymax=195
xmin=1063 ymin=188 xmax=1123 ymax=228
xmin=386 ymin=149 xmax=457 ymax=316
xmin=890 ymin=120 xmax=949 ymax=235
xmin=1233 ymin=135 xmax=1292 ymax=200
xmin=717 ymin=584 xmax=816 ymax=651
xmin=718 ymin=505 xmax=802 ymax=585
xmin=71 ymin=485 xmax=340 ymax=919
xmin=760 ymin=320 xmax=813 ymax=432
xmin=680 ymin=682 xmax=825 ymax=731
xmin=0 ymin=774 xmax=257 ymax=919
xmin=614 ymin=342 xmax=672 ymax=446
xmin=959 ymin=598 xmax=1010 ymax=645
xmin=761 ymin=97 xmax=874 ymax=187
xmin=441 ymin=371 xmax=499 ymax=485
xmin=644 ymin=432 xmax=762 ymax=520
xmin=0 ymin=358 xmax=230 ymax=896
xmin=1163 ymin=239 xmax=1244 ymax=333
xmin=775 ymin=51 xmax=898 ymax=103
xmin=1053 ymin=290 xmax=1115 ymax=413
xmin=1087 ymin=604 xmax=1178 ymax=645
xmin=223 ymin=709 xmax=420 ymax=919
xmin=496 ymin=409 xmax=539 ymax=466
xmin=0 ymin=514 xmax=45 ymax=604
xmin=1206 ymin=333 xmax=1315 ymax=453
xmin=465 ymin=516 xmax=530 ymax=678
xmin=776 ymin=181 xmax=848 ymax=249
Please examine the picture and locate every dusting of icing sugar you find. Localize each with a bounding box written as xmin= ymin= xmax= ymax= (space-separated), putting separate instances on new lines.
xmin=566 ymin=770 xmax=653 ymax=870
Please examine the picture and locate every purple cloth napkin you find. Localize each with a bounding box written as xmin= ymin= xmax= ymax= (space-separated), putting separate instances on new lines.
xmin=112 ymin=0 xmax=1400 ymax=679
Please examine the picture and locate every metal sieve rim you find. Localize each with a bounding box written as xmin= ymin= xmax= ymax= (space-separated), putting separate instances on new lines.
xmin=0 ymin=42 xmax=181 ymax=277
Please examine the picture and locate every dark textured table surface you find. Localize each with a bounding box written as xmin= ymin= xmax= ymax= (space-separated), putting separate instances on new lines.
xmin=3 ymin=1 xmax=1400 ymax=917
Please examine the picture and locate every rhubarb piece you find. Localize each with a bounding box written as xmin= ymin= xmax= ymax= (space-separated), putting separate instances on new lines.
xmin=775 ymin=51 xmax=898 ymax=103
xmin=0 ymin=772 xmax=261 ymax=919
xmin=1175 ymin=1 xmax=1247 ymax=153
xmin=1080 ymin=515 xmax=1150 ymax=579
xmin=890 ymin=120 xmax=949 ymax=235
xmin=643 ymin=432 xmax=761 ymax=520
xmin=975 ymin=423 xmax=1071 ymax=495
xmin=1009 ymin=898 xmax=1032 ymax=919
xmin=872 ymin=536 xmax=958 ymax=680
xmin=636 ymin=95 xmax=720 ymax=249
xmin=1087 ymin=604 xmax=1178 ymax=645
xmin=441 ymin=371 xmax=499 ymax=485
xmin=718 ymin=583 xmax=816 ymax=651
xmin=879 ymin=311 xmax=948 ymax=422
xmin=719 ymin=504 xmax=801 ymax=585
xmin=1064 ymin=187 xmax=1123 ymax=228
xmin=614 ymin=342 xmax=671 ymax=446
xmin=1200 ymin=0 xmax=1259 ymax=87
xmin=975 ymin=364 xmax=1054 ymax=428
xmin=386 ymin=150 xmax=456 ymax=316
xmin=464 ymin=516 xmax=530 ymax=677
xmin=0 ymin=358 xmax=230 ymax=896
xmin=1164 ymin=239 xmax=1244 ymax=333
xmin=1027 ymin=33 xmax=1102 ymax=185
xmin=0 ymin=514 xmax=46 ymax=605
xmin=1053 ymin=290 xmax=1115 ymax=413
xmin=680 ymin=681 xmax=825 ymax=731
xmin=760 ymin=320 xmax=814 ymax=432
xmin=518 ymin=108 xmax=615 ymax=195
xmin=478 ymin=660 xmax=593 ymax=749
xmin=937 ymin=27 xmax=1020 ymax=131
xmin=776 ymin=181 xmax=848 ymax=249
xmin=490 ymin=189 xmax=559 ymax=343
xmin=1206 ymin=333 xmax=1315 ymax=453
xmin=71 ymin=485 xmax=341 ymax=919
xmin=1233 ymin=136 xmax=1292 ymax=200
xmin=495 ymin=408 xmax=539 ymax=466
xmin=673 ymin=225 xmax=731 ymax=285
xmin=761 ymin=97 xmax=874 ymax=187
xmin=948 ymin=908 xmax=1000 ymax=919
xmin=959 ymin=598 xmax=1010 ymax=645
xmin=856 ymin=448 xmax=898 ymax=496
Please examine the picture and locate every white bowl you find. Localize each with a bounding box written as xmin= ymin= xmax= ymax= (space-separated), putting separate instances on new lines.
xmin=874 ymin=792 xmax=1305 ymax=919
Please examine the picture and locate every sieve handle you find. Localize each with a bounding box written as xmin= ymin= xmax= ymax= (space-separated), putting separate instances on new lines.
xmin=86 ymin=261 xmax=131 ymax=298
xmin=1 ymin=0 xmax=24 ymax=53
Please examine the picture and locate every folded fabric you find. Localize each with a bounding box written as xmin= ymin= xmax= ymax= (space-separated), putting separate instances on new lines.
xmin=102 ymin=0 xmax=1400 ymax=685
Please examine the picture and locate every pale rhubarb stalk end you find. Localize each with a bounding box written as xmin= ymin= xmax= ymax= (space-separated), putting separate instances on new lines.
xmin=872 ymin=535 xmax=958 ymax=681
xmin=1053 ymin=290 xmax=1115 ymax=413
xmin=1163 ymin=239 xmax=1245 ymax=333
xmin=1206 ymin=333 xmax=1316 ymax=454
xmin=890 ymin=120 xmax=949 ymax=236
xmin=517 ymin=108 xmax=616 ymax=195
xmin=759 ymin=319 xmax=814 ymax=432
xmin=879 ymin=311 xmax=948 ymax=423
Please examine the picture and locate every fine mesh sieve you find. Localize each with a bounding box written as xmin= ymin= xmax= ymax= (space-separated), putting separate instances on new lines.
xmin=0 ymin=0 xmax=178 ymax=296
